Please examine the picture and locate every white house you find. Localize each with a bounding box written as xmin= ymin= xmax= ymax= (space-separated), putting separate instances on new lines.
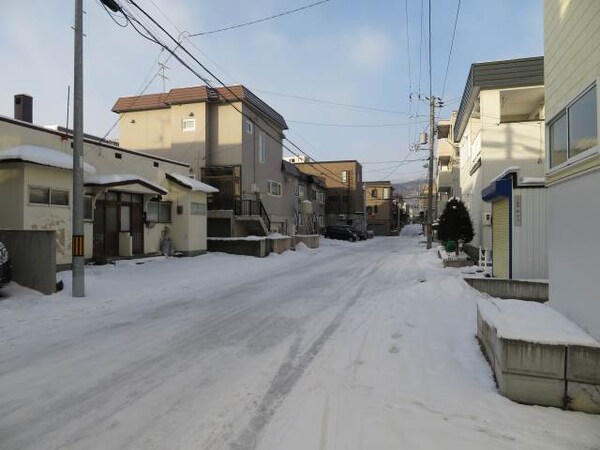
xmin=544 ymin=0 xmax=600 ymax=340
xmin=454 ymin=57 xmax=546 ymax=251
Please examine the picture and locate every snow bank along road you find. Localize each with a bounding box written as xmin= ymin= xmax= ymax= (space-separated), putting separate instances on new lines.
xmin=0 ymin=226 xmax=598 ymax=449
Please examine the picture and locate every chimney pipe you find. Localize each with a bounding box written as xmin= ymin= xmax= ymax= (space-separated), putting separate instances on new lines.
xmin=14 ymin=94 xmax=33 ymax=123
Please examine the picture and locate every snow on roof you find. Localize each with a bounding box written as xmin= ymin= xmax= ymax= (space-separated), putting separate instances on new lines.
xmin=85 ymin=173 xmax=168 ymax=195
xmin=490 ymin=166 xmax=520 ymax=183
xmin=166 ymin=172 xmax=219 ymax=193
xmin=0 ymin=145 xmax=96 ymax=174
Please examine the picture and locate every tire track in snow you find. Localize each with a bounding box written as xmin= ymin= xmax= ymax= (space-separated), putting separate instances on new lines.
xmin=228 ymin=255 xmax=386 ymax=450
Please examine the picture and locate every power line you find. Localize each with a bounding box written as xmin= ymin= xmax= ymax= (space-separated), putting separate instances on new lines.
xmin=188 ymin=0 xmax=332 ymax=37
xmin=289 ymin=119 xmax=428 ymax=128
xmin=404 ymin=0 xmax=412 ymax=95
xmin=103 ymin=0 xmax=345 ymax=187
xmin=441 ymin=0 xmax=462 ymax=99
xmin=254 ymin=88 xmax=416 ymax=115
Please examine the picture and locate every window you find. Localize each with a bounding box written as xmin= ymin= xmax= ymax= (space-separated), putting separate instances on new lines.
xmin=245 ymin=120 xmax=254 ymax=134
xmin=182 ymin=118 xmax=196 ymax=132
xmin=147 ymin=200 xmax=172 ymax=223
xmin=120 ymin=205 xmax=130 ymax=232
xmin=299 ymin=185 xmax=306 ymax=199
xmin=50 ymin=190 xmax=69 ymax=206
xmin=374 ymin=205 xmax=379 ymax=214
xmin=312 ymin=190 xmax=317 ymax=201
xmin=29 ymin=186 xmax=70 ymax=206
xmin=268 ymin=180 xmax=281 ymax=196
xmin=549 ymin=112 xmax=567 ymax=167
xmin=294 ymin=184 xmax=300 ymax=197
xmin=29 ymin=187 xmax=49 ymax=204
xmin=371 ymin=188 xmax=378 ymax=198
xmin=367 ymin=206 xmax=373 ymax=215
xmin=258 ymin=131 xmax=266 ymax=164
xmin=318 ymin=191 xmax=325 ymax=203
xmin=318 ymin=216 xmax=324 ymax=227
xmin=115 ymin=152 xmax=122 ymax=159
xmin=84 ymin=196 xmax=93 ymax=221
xmin=568 ymin=85 xmax=597 ymax=157
xmin=190 ymin=202 xmax=206 ymax=215
xmin=383 ymin=188 xmax=390 ymax=199
xmin=549 ymin=84 xmax=598 ymax=168
xmin=341 ymin=171 xmax=348 ymax=183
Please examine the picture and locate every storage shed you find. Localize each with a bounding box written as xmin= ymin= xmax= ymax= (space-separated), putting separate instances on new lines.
xmin=482 ymin=168 xmax=547 ymax=280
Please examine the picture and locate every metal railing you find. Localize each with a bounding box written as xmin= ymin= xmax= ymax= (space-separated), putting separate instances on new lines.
xmin=234 ymin=198 xmax=271 ymax=232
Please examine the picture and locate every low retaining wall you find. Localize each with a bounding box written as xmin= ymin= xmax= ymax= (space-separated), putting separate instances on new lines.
xmin=293 ymin=235 xmax=319 ymax=249
xmin=207 ymin=238 xmax=270 ymax=258
xmin=477 ymin=306 xmax=600 ymax=413
xmin=465 ymin=278 xmax=548 ymax=302
xmin=0 ymin=229 xmax=57 ymax=294
xmin=269 ymin=236 xmax=292 ymax=254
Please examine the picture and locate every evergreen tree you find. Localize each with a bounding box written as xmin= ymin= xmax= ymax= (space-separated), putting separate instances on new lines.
xmin=437 ymin=198 xmax=474 ymax=244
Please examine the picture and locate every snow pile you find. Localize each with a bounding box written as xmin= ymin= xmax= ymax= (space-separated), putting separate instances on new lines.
xmin=477 ymin=298 xmax=600 ymax=347
xmin=0 ymin=145 xmax=96 ymax=174
xmin=399 ymin=223 xmax=423 ymax=237
xmin=208 ymin=235 xmax=266 ymax=241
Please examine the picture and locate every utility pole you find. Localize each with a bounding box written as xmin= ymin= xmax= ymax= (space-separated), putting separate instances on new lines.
xmin=72 ymin=0 xmax=85 ymax=297
xmin=426 ymin=95 xmax=435 ymax=249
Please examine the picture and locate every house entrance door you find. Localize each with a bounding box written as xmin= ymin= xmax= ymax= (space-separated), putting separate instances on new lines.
xmin=131 ymin=203 xmax=144 ymax=255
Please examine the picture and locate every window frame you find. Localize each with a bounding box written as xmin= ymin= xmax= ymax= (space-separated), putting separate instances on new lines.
xmin=182 ymin=118 xmax=196 ymax=132
xmin=267 ymin=180 xmax=282 ymax=197
xmin=548 ymin=82 xmax=599 ymax=171
xmin=341 ymin=170 xmax=348 ymax=184
xmin=245 ymin=120 xmax=254 ymax=135
xmin=190 ymin=202 xmax=207 ymax=216
xmin=146 ymin=200 xmax=172 ymax=223
xmin=29 ymin=186 xmax=70 ymax=207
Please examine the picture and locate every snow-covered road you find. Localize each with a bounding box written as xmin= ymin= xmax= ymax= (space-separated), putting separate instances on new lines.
xmin=1 ymin=226 xmax=598 ymax=449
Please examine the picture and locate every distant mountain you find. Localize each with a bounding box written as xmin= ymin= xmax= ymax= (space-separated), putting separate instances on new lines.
xmin=393 ymin=179 xmax=423 ymax=199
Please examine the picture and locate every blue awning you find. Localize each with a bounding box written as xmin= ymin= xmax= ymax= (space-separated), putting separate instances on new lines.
xmin=482 ymin=177 xmax=512 ymax=202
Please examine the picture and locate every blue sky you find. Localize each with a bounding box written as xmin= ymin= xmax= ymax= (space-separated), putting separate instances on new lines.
xmin=0 ymin=0 xmax=543 ymax=182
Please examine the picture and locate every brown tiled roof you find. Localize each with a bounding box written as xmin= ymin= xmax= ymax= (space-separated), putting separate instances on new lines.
xmin=112 ymin=84 xmax=288 ymax=130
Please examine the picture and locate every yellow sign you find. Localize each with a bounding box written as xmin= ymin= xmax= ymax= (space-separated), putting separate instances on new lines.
xmin=72 ymin=235 xmax=84 ymax=257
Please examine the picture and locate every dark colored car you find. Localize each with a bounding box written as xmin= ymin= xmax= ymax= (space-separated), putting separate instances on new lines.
xmin=324 ymin=225 xmax=358 ymax=242
xmin=346 ymin=226 xmax=368 ymax=241
xmin=0 ymin=241 xmax=11 ymax=288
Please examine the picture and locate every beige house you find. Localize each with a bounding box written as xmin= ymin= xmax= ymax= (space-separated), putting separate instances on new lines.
xmin=365 ymin=181 xmax=395 ymax=236
xmin=295 ymin=160 xmax=365 ymax=231
xmin=0 ymin=105 xmax=216 ymax=268
xmin=435 ymin=116 xmax=460 ymax=216
xmin=544 ymin=0 xmax=600 ymax=340
xmin=281 ymin=160 xmax=326 ymax=235
xmin=113 ymin=85 xmax=292 ymax=236
xmin=454 ymin=57 xmax=546 ymax=250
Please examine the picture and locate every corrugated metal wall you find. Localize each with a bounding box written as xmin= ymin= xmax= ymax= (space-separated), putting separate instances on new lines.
xmin=492 ymin=199 xmax=510 ymax=279
xmin=512 ymin=188 xmax=547 ymax=279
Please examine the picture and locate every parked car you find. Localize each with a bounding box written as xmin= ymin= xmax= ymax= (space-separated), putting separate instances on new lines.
xmin=324 ymin=225 xmax=358 ymax=242
xmin=0 ymin=241 xmax=12 ymax=288
xmin=346 ymin=226 xmax=367 ymax=241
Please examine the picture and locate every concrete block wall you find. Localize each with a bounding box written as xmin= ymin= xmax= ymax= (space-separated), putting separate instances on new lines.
xmin=0 ymin=229 xmax=56 ymax=294
xmin=477 ymin=306 xmax=600 ymax=413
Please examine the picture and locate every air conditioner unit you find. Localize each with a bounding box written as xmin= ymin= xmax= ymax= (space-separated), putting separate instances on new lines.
xmin=250 ymin=183 xmax=260 ymax=193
